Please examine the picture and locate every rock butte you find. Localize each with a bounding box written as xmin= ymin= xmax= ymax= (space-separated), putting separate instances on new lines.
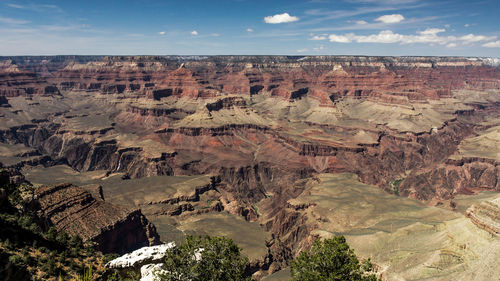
xmin=0 ymin=55 xmax=499 ymax=279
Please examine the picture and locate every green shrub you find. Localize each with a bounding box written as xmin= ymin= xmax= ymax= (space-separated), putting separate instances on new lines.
xmin=46 ymin=227 xmax=58 ymax=242
xmin=69 ymin=235 xmax=84 ymax=250
xmin=159 ymin=235 xmax=250 ymax=281
xmin=106 ymin=271 xmax=122 ymax=281
xmin=8 ymin=254 xmax=24 ymax=266
xmin=57 ymin=231 xmax=70 ymax=245
xmin=290 ymin=236 xmax=379 ymax=281
xmin=390 ymin=179 xmax=404 ymax=196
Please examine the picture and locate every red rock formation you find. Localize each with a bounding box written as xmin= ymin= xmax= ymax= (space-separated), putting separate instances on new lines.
xmin=35 ymin=183 xmax=160 ymax=254
xmin=43 ymin=56 xmax=500 ymax=104
xmin=0 ymin=60 xmax=59 ymax=97
xmin=399 ymin=158 xmax=500 ymax=200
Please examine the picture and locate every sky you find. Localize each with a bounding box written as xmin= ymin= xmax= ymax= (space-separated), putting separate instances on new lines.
xmin=0 ymin=0 xmax=499 ymax=56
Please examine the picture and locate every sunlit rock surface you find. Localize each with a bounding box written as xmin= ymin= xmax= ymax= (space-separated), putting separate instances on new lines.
xmin=106 ymin=243 xmax=175 ymax=269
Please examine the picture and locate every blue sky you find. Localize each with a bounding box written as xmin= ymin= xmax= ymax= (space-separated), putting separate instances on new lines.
xmin=0 ymin=0 xmax=499 ymax=56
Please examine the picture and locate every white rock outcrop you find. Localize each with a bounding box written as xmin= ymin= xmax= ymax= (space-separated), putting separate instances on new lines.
xmin=140 ymin=264 xmax=168 ymax=281
xmin=106 ymin=242 xmax=175 ymax=269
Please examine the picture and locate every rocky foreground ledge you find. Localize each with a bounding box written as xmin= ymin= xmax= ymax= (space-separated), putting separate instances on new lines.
xmin=106 ymin=243 xmax=175 ymax=281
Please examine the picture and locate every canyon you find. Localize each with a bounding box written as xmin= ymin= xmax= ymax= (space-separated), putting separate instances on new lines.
xmin=0 ymin=55 xmax=499 ymax=280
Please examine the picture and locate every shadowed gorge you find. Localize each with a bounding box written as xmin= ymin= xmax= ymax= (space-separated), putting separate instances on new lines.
xmin=0 ymin=55 xmax=499 ymax=280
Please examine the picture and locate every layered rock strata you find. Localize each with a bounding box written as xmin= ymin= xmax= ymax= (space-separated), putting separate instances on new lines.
xmin=0 ymin=60 xmax=59 ymax=97
xmin=48 ymin=56 xmax=500 ymax=104
xmin=35 ymin=183 xmax=160 ymax=254
xmin=466 ymin=197 xmax=500 ymax=235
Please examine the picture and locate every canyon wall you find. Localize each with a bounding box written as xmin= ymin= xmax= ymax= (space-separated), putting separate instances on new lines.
xmin=0 ymin=55 xmax=499 ymax=277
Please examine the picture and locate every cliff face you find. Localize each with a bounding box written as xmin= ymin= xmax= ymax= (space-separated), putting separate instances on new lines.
xmin=35 ymin=183 xmax=160 ymax=254
xmin=47 ymin=56 xmax=500 ymax=103
xmin=0 ymin=60 xmax=60 ymax=97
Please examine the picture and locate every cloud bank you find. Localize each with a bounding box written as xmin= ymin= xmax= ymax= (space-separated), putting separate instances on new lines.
xmin=327 ymin=28 xmax=497 ymax=46
xmin=483 ymin=41 xmax=500 ymax=48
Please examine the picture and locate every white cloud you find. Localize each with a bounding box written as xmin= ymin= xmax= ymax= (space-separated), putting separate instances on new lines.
xmin=418 ymin=28 xmax=445 ymax=36
xmin=158 ymin=31 xmax=165 ymax=35
xmin=6 ymin=3 xmax=62 ymax=13
xmin=264 ymin=13 xmax=299 ymax=24
xmin=446 ymin=43 xmax=457 ymax=48
xmin=355 ymin=20 xmax=368 ymax=25
xmin=459 ymin=34 xmax=496 ymax=43
xmin=327 ymin=28 xmax=497 ymax=46
xmin=296 ymin=48 xmax=308 ymax=53
xmin=246 ymin=28 xmax=254 ymax=32
xmin=464 ymin=24 xmax=470 ymax=27
xmin=0 ymin=16 xmax=30 ymax=25
xmin=6 ymin=3 xmax=24 ymax=9
xmin=482 ymin=41 xmax=500 ymax=48
xmin=211 ymin=33 xmax=220 ymax=37
xmin=329 ymin=34 xmax=352 ymax=43
xmin=356 ymin=30 xmax=404 ymax=43
xmin=375 ymin=14 xmax=405 ymax=24
xmin=190 ymin=30 xmax=198 ymax=36
xmin=310 ymin=35 xmax=327 ymax=40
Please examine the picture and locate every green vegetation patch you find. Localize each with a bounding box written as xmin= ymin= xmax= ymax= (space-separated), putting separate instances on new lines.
xmin=0 ymin=168 xmax=107 ymax=281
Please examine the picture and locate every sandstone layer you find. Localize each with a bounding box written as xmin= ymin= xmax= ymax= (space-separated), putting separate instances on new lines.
xmin=466 ymin=196 xmax=500 ymax=235
xmin=35 ymin=183 xmax=160 ymax=254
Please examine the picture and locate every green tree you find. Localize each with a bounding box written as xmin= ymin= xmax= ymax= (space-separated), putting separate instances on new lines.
xmin=69 ymin=235 xmax=84 ymax=250
xmin=290 ymin=236 xmax=378 ymax=281
xmin=158 ymin=235 xmax=250 ymax=281
xmin=57 ymin=231 xmax=70 ymax=245
xmin=46 ymin=227 xmax=58 ymax=242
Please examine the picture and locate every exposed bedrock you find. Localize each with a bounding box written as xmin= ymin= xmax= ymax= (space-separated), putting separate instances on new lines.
xmin=160 ymin=115 xmax=480 ymax=195
xmin=218 ymin=164 xmax=314 ymax=220
xmin=42 ymin=56 xmax=500 ymax=103
xmin=399 ymin=160 xmax=500 ymax=200
xmin=35 ymin=183 xmax=160 ymax=254
xmin=41 ymin=135 xmax=174 ymax=178
xmin=0 ymin=105 xmax=496 ymax=202
xmin=205 ymin=96 xmax=247 ymax=111
xmin=0 ymin=125 xmax=174 ymax=178
xmin=0 ymin=60 xmax=60 ymax=97
xmin=339 ymin=119 xmax=476 ymax=189
xmin=466 ymin=196 xmax=500 ymax=236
